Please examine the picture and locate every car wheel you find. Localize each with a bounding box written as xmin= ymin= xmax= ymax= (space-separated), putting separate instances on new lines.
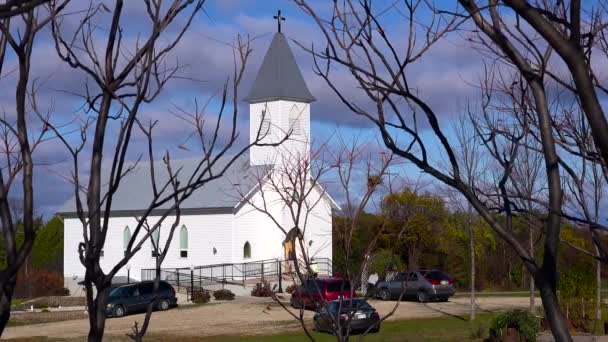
xmin=113 ymin=305 xmax=126 ymax=318
xmin=438 ymin=297 xmax=449 ymax=302
xmin=370 ymin=325 xmax=380 ymax=333
xmin=158 ymin=299 xmax=170 ymax=311
xmin=417 ymin=290 xmax=429 ymax=303
xmin=380 ymin=289 xmax=391 ymax=301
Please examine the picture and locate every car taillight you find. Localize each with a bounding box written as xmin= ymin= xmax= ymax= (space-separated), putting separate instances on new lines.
xmin=171 ymin=288 xmax=176 ymax=296
xmin=371 ymin=311 xmax=379 ymax=319
xmin=448 ymin=279 xmax=454 ymax=285
xmin=340 ymin=314 xmax=349 ymax=321
xmin=426 ymin=278 xmax=441 ymax=285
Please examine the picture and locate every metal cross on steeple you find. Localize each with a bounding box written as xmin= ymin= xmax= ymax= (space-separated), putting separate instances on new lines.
xmin=273 ymin=10 xmax=285 ymax=33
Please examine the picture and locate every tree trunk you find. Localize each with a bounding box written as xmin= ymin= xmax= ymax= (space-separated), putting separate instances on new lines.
xmin=469 ymin=223 xmax=476 ymax=320
xmin=537 ymin=278 xmax=572 ymax=342
xmin=85 ymin=269 xmax=110 ymax=342
xmin=596 ymin=245 xmax=602 ymax=323
xmin=0 ymin=276 xmax=16 ymax=336
xmin=529 ymin=226 xmax=535 ymax=312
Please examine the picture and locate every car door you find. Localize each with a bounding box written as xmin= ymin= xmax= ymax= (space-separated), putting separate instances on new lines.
xmin=138 ymin=282 xmax=154 ymax=311
xmin=388 ymin=273 xmax=406 ymax=298
xmin=316 ymin=305 xmax=333 ymax=332
xmin=309 ymin=279 xmax=324 ymax=307
xmin=303 ymin=279 xmax=316 ymax=308
xmin=406 ymin=272 xmax=420 ymax=296
xmin=124 ymin=286 xmax=142 ymax=312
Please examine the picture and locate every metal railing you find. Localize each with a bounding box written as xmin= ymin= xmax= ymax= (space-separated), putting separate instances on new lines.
xmin=141 ymin=257 xmax=333 ymax=294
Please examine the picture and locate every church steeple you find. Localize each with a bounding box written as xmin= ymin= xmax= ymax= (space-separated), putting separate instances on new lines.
xmin=244 ymin=32 xmax=315 ymax=104
xmin=247 ymin=12 xmax=313 ymax=166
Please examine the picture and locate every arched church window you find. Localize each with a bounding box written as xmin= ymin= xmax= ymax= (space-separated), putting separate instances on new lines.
xmin=289 ymin=105 xmax=302 ymax=136
xmin=151 ymin=229 xmax=160 ymax=258
xmin=243 ymin=241 xmax=251 ymax=259
xmin=123 ymin=226 xmax=131 ymax=257
xmin=260 ymin=107 xmax=271 ymax=137
xmin=180 ymin=225 xmax=188 ymax=258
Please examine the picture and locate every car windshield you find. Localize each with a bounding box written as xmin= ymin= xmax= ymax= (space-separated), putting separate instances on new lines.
xmin=326 ymin=281 xmax=350 ymax=293
xmin=329 ymin=299 xmax=373 ymax=313
xmin=424 ymin=271 xmax=450 ymax=280
xmin=109 ymin=287 xmax=124 ymax=298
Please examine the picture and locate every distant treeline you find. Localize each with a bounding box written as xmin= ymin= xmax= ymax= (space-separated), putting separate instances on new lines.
xmin=333 ymin=188 xmax=601 ymax=292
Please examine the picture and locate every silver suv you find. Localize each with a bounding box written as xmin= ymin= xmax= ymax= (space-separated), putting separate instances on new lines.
xmin=375 ymin=270 xmax=454 ymax=303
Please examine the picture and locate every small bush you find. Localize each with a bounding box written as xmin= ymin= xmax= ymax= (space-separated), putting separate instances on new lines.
xmin=489 ymin=309 xmax=540 ymax=342
xmin=190 ymin=289 xmax=210 ymax=304
xmin=41 ymin=308 xmax=50 ymax=313
xmin=285 ymin=284 xmax=298 ymax=294
xmin=213 ymin=289 xmax=235 ymax=301
xmin=251 ymin=280 xmax=274 ymax=297
xmin=33 ymin=303 xmax=49 ymax=309
xmin=13 ymin=269 xmax=66 ymax=298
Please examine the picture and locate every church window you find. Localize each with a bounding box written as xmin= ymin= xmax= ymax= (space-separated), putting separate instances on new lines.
xmin=289 ymin=105 xmax=302 ymax=136
xmin=180 ymin=225 xmax=188 ymax=258
xmin=260 ymin=108 xmax=271 ymax=137
xmin=151 ymin=229 xmax=160 ymax=258
xmin=243 ymin=241 xmax=251 ymax=259
xmin=123 ymin=226 xmax=131 ymax=257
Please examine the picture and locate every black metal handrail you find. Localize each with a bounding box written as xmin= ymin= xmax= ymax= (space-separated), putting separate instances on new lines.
xmin=141 ymin=257 xmax=333 ymax=294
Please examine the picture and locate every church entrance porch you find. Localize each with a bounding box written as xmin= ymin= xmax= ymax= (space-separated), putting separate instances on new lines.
xmin=283 ymin=240 xmax=295 ymax=273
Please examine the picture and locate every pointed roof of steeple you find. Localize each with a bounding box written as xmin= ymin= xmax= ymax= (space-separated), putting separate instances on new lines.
xmin=244 ymin=33 xmax=315 ymax=103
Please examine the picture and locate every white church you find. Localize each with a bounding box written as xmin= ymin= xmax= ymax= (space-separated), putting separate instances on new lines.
xmin=60 ymin=29 xmax=336 ymax=293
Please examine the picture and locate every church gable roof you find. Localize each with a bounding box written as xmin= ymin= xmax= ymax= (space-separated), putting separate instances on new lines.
xmin=244 ymin=33 xmax=315 ymax=103
xmin=57 ymin=153 xmax=270 ymax=217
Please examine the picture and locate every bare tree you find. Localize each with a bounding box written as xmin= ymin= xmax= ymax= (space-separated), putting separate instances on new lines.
xmin=42 ymin=1 xmax=278 ymax=340
xmin=0 ymin=1 xmax=68 ymax=335
xmin=557 ymin=105 xmax=606 ymax=328
xmin=294 ymin=0 xmax=579 ymax=339
xmin=0 ymin=0 xmax=50 ymax=19
xmin=451 ymin=115 xmax=488 ymax=320
xmin=512 ymin=140 xmax=544 ymax=313
xmin=491 ymin=0 xmax=608 ymax=169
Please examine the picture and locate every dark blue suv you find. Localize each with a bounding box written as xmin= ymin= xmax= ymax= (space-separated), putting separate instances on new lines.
xmin=106 ymin=280 xmax=177 ymax=317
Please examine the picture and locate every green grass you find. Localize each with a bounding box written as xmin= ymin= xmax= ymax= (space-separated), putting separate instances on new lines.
xmin=142 ymin=314 xmax=498 ymax=342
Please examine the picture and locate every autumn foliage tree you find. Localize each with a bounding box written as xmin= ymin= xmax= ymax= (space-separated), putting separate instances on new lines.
xmin=382 ymin=189 xmax=448 ymax=270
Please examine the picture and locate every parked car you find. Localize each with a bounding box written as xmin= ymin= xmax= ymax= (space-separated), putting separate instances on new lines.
xmin=106 ymin=280 xmax=177 ymax=317
xmin=375 ymin=270 xmax=454 ymax=303
xmin=313 ymin=298 xmax=380 ymax=334
xmin=290 ymin=277 xmax=354 ymax=309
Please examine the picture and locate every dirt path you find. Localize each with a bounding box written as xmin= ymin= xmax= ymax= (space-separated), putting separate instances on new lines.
xmin=2 ymin=296 xmax=536 ymax=340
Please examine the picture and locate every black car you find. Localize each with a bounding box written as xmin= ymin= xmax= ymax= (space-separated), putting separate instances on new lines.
xmin=313 ymin=298 xmax=380 ymax=334
xmin=106 ymin=281 xmax=177 ymax=317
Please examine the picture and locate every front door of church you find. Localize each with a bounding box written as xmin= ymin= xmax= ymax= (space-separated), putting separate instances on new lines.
xmin=284 ymin=241 xmax=295 ymax=273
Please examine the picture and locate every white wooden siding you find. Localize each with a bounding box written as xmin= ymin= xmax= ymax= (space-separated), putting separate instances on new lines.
xmin=249 ymin=100 xmax=310 ymax=166
xmin=63 ymin=213 xmax=234 ymax=284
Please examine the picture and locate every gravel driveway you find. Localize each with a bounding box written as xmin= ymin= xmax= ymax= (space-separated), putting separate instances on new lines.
xmin=3 ymin=296 xmax=536 ymax=340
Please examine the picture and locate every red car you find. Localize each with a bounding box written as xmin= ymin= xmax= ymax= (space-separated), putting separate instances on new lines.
xmin=290 ymin=277 xmax=354 ymax=309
